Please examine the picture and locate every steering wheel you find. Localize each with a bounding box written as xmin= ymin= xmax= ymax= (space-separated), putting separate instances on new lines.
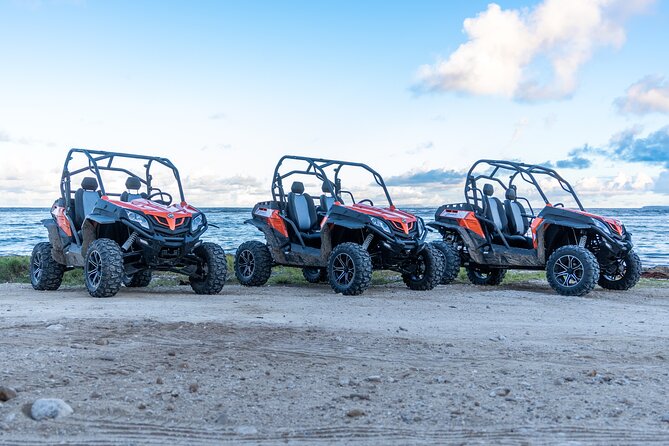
xmin=553 ymin=202 xmax=564 ymax=208
xmin=148 ymin=190 xmax=173 ymax=205
xmin=358 ymin=199 xmax=374 ymax=206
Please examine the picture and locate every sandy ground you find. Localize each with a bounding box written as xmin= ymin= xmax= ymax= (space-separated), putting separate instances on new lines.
xmin=1 ymin=279 xmax=669 ymax=445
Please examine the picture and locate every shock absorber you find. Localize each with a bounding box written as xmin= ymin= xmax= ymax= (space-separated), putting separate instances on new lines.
xmin=362 ymin=233 xmax=374 ymax=250
xmin=579 ymin=234 xmax=587 ymax=247
xmin=122 ymin=231 xmax=138 ymax=251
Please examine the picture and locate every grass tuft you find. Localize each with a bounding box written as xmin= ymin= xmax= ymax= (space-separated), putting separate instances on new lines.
xmin=2 ymin=255 xmax=667 ymax=289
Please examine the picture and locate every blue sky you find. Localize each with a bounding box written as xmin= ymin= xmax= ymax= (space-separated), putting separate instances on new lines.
xmin=0 ymin=0 xmax=668 ymax=207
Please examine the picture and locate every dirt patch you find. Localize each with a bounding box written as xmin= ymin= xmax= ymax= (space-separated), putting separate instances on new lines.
xmin=1 ymin=282 xmax=669 ymax=444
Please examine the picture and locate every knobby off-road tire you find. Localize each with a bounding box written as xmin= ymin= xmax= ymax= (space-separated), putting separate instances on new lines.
xmin=327 ymin=243 xmax=372 ymax=296
xmin=84 ymin=238 xmax=124 ymax=298
xmin=466 ymin=266 xmax=506 ymax=286
xmin=30 ymin=242 xmax=65 ymax=291
xmin=598 ymin=250 xmax=642 ymax=291
xmin=235 ymin=241 xmax=272 ymax=287
xmin=190 ymin=242 xmax=227 ymax=295
xmin=402 ymin=244 xmax=445 ymax=291
xmin=431 ymin=241 xmax=461 ymax=285
xmin=302 ymin=267 xmax=327 ymax=284
xmin=546 ymin=245 xmax=599 ymax=297
xmin=123 ymin=270 xmax=152 ymax=288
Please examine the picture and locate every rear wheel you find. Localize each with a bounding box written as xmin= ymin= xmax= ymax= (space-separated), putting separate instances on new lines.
xmin=302 ymin=267 xmax=327 ymax=284
xmin=123 ymin=270 xmax=152 ymax=288
xmin=190 ymin=242 xmax=227 ymax=294
xmin=235 ymin=241 xmax=272 ymax=286
xmin=30 ymin=242 xmax=65 ymax=291
xmin=402 ymin=244 xmax=444 ymax=291
xmin=431 ymin=241 xmax=460 ymax=284
xmin=85 ymin=239 xmax=124 ymax=298
xmin=466 ymin=266 xmax=506 ymax=286
xmin=598 ymin=251 xmax=642 ymax=291
xmin=546 ymin=245 xmax=599 ymax=296
xmin=327 ymin=243 xmax=372 ymax=296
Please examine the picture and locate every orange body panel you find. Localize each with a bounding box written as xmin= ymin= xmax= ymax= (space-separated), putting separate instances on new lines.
xmin=458 ymin=211 xmax=485 ymax=238
xmin=438 ymin=209 xmax=485 ymax=238
xmin=530 ymin=217 xmax=545 ymax=249
xmin=567 ymin=209 xmax=624 ymax=236
xmin=346 ymin=203 xmax=416 ymax=235
xmin=104 ymin=197 xmax=194 ymax=231
xmin=267 ymin=209 xmax=289 ymax=237
xmin=51 ymin=206 xmax=72 ymax=237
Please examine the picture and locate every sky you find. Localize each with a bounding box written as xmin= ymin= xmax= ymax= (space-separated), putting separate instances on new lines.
xmin=0 ymin=0 xmax=668 ymax=208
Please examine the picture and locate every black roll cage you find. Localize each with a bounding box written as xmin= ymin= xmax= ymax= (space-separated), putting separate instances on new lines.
xmin=61 ymin=148 xmax=185 ymax=210
xmin=271 ymin=155 xmax=394 ymax=207
xmin=466 ymin=159 xmax=584 ymax=212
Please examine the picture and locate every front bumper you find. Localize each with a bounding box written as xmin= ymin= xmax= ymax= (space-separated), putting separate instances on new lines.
xmin=123 ymin=220 xmax=206 ymax=269
xmin=593 ymin=227 xmax=634 ymax=256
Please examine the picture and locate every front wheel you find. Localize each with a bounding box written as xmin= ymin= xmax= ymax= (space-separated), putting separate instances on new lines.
xmin=302 ymin=267 xmax=327 ymax=284
xmin=190 ymin=242 xmax=227 ymax=294
xmin=466 ymin=266 xmax=506 ymax=286
xmin=235 ymin=241 xmax=272 ymax=286
xmin=431 ymin=241 xmax=460 ymax=284
xmin=85 ymin=239 xmax=124 ymax=298
xmin=327 ymin=243 xmax=372 ymax=296
xmin=402 ymin=244 xmax=444 ymax=291
xmin=546 ymin=245 xmax=599 ymax=296
xmin=30 ymin=242 xmax=65 ymax=291
xmin=123 ymin=270 xmax=152 ymax=288
xmin=598 ymin=251 xmax=642 ymax=291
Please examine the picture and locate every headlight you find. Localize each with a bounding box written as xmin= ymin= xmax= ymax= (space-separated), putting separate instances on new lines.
xmin=127 ymin=211 xmax=150 ymax=230
xmin=370 ymin=217 xmax=391 ymax=233
xmin=191 ymin=214 xmax=204 ymax=232
xmin=593 ymin=218 xmax=611 ymax=234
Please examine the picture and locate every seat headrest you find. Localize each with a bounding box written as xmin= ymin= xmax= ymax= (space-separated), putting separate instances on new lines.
xmin=126 ymin=176 xmax=142 ymax=191
xmin=81 ymin=177 xmax=98 ymax=191
xmin=505 ymin=187 xmax=517 ymax=200
xmin=482 ymin=184 xmax=494 ymax=196
xmin=322 ymin=181 xmax=333 ymax=193
xmin=291 ymin=181 xmax=305 ymax=194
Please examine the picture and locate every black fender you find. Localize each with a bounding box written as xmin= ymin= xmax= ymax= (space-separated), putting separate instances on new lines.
xmin=427 ymin=220 xmax=461 ymax=231
xmin=326 ymin=212 xmax=366 ymax=230
xmin=85 ymin=214 xmax=118 ymax=225
xmin=42 ymin=219 xmax=68 ymax=265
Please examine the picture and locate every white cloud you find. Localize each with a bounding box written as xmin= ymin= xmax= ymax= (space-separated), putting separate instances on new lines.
xmin=511 ymin=117 xmax=529 ymax=142
xmin=654 ymin=170 xmax=669 ymax=194
xmin=615 ymin=76 xmax=669 ymax=114
xmin=416 ymin=0 xmax=652 ymax=101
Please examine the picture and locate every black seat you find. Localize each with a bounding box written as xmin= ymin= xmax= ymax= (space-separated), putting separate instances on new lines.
xmin=481 ymin=184 xmax=531 ymax=248
xmin=286 ymin=181 xmax=320 ymax=242
xmin=503 ymin=188 xmax=533 ymax=249
xmin=74 ymin=177 xmax=100 ymax=229
xmin=120 ymin=176 xmax=145 ymax=202
xmin=504 ymin=188 xmax=530 ymax=235
xmin=319 ymin=181 xmax=337 ymax=213
xmin=482 ymin=184 xmax=507 ymax=234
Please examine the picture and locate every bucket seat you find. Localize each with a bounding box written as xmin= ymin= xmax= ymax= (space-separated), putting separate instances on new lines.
xmin=319 ymin=181 xmax=337 ymax=213
xmin=74 ymin=177 xmax=100 ymax=229
xmin=287 ymin=181 xmax=320 ymax=242
xmin=481 ymin=184 xmax=532 ymax=248
xmin=121 ymin=176 xmax=145 ymax=202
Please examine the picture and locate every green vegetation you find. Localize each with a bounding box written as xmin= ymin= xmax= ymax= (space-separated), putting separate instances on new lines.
xmin=0 ymin=256 xmax=29 ymax=283
xmin=1 ymin=255 xmax=666 ymax=288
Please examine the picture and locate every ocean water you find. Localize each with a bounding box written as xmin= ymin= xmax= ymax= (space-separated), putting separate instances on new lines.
xmin=1 ymin=207 xmax=667 ymax=266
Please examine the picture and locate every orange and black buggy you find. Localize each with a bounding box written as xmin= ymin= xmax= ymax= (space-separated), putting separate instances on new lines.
xmin=30 ymin=149 xmax=227 ymax=297
xmin=234 ymin=155 xmax=445 ymax=295
xmin=429 ymin=160 xmax=641 ymax=296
